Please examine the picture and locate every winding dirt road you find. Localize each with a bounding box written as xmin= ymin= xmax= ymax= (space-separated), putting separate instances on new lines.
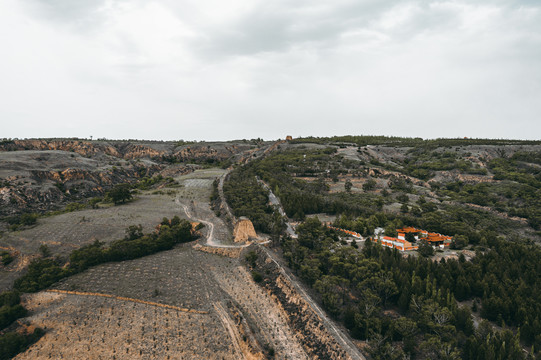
xmin=176 ymin=197 xmax=253 ymax=248
xmin=177 ymin=159 xmax=364 ymax=359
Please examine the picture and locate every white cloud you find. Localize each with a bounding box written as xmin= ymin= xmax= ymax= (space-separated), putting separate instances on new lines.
xmin=1 ymin=0 xmax=540 ymax=141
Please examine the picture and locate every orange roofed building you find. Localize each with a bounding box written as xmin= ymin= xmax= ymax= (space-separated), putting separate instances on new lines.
xmin=378 ymin=236 xmax=419 ymax=251
xmin=396 ymin=227 xmax=452 ymax=248
xmin=327 ymin=224 xmax=451 ymax=252
xmin=327 ymin=226 xmax=362 ymax=239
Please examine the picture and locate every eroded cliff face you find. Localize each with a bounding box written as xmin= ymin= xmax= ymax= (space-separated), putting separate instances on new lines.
xmin=0 ymin=165 xmax=162 ymax=217
xmin=169 ymin=144 xmax=253 ymax=164
xmin=118 ymin=144 xmax=167 ymax=159
xmin=233 ymin=217 xmax=258 ymax=242
xmin=0 ymin=140 xmax=255 ymax=218
xmin=0 ymin=140 xmax=254 ymax=163
xmin=246 ymin=245 xmax=359 ymax=360
xmin=1 ymin=139 xmax=121 ymax=158
xmin=0 ymin=140 xmax=169 ymax=160
xmin=173 ymin=146 xmax=221 ymax=162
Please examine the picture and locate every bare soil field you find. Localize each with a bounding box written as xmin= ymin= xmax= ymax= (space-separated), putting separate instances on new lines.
xmin=17 ymin=291 xmax=236 ymax=360
xmin=4 ymin=167 xmax=322 ymax=359
xmin=211 ymin=257 xmax=309 ymax=359
xmin=52 ymin=245 xmax=225 ymax=312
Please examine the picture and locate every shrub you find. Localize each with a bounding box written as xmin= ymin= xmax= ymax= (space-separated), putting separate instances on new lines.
xmin=417 ymin=240 xmax=434 ymax=257
xmin=251 ymin=271 xmax=263 ymax=283
xmin=245 ymin=251 xmax=258 ymax=268
xmin=0 ymin=252 xmax=14 ymax=266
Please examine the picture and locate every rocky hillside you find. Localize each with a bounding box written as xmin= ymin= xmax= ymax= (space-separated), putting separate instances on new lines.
xmin=0 ymin=139 xmax=255 ymax=163
xmin=0 ymin=150 xmax=161 ymax=218
xmin=0 ymin=139 xmax=259 ymax=219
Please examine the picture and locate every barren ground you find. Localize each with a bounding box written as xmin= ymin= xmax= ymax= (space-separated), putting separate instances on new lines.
xmin=8 ymin=168 xmax=320 ymax=359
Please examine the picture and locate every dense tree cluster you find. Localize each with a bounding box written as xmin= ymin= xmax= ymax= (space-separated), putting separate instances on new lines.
xmin=401 ymin=150 xmax=486 ymax=180
xmin=13 ymin=217 xmax=194 ymax=293
xmin=438 ymin=179 xmax=541 ymax=231
xmin=223 ymin=142 xmax=541 ymax=358
xmin=223 ymin=166 xmax=284 ymax=235
xmin=489 ymin=152 xmax=541 ymax=189
xmin=281 ymin=218 xmax=540 ymax=358
xmin=0 ymin=291 xmax=44 ymax=360
xmin=5 ymin=213 xmax=39 ymax=231
xmin=0 ymin=328 xmax=44 ymax=360
xmin=0 ymin=291 xmax=25 ymax=331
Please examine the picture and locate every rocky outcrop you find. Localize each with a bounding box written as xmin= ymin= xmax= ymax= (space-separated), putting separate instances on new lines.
xmin=118 ymin=144 xmax=167 ymax=159
xmin=0 ymin=140 xmax=254 ymax=163
xmin=0 ymin=139 xmax=121 ymax=158
xmin=173 ymin=146 xmax=220 ymax=162
xmin=0 ymin=139 xmax=255 ymax=218
xmin=233 ymin=217 xmax=258 ymax=243
xmin=170 ymin=144 xmax=248 ymax=163
xmin=0 ymin=140 xmax=172 ymax=160
xmin=0 ymin=163 xmax=164 ymax=217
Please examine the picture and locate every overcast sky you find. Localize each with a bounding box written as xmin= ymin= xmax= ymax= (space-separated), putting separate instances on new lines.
xmin=1 ymin=0 xmax=540 ymax=141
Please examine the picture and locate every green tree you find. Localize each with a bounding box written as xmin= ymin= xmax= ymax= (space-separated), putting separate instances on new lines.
xmin=38 ymin=244 xmax=51 ymax=258
xmin=384 ymin=225 xmax=398 ymax=237
xmin=418 ymin=240 xmax=434 ymax=257
xmin=451 ymin=234 xmax=469 ymax=250
xmin=405 ymin=232 xmax=416 ymax=243
xmin=108 ymin=184 xmax=132 ymax=205
xmin=245 ymin=251 xmax=258 ymax=268
xmin=251 ymin=271 xmax=263 ymax=282
xmin=397 ymin=193 xmax=409 ymax=203
xmin=19 ymin=213 xmax=38 ymax=226
xmin=345 ymin=179 xmax=353 ymax=193
xmin=125 ymin=225 xmax=143 ymax=240
xmin=0 ymin=252 xmax=14 ymax=266
xmin=363 ymin=179 xmax=377 ymax=191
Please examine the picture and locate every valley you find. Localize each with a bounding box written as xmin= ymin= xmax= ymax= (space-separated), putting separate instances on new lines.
xmin=1 ymin=136 xmax=541 ymax=359
xmin=1 ymin=139 xmax=362 ymax=359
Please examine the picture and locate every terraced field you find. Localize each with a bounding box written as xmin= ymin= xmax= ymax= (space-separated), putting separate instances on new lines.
xmin=0 ymin=168 xmax=228 ymax=291
xmin=19 ymin=291 xmax=236 ymax=359
xmin=6 ymin=167 xmax=332 ymax=359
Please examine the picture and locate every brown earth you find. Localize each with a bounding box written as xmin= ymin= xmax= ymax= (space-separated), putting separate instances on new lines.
xmin=246 ymin=245 xmax=364 ymax=360
xmin=233 ymin=217 xmax=258 ymax=243
xmin=193 ymin=244 xmax=243 ymax=258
